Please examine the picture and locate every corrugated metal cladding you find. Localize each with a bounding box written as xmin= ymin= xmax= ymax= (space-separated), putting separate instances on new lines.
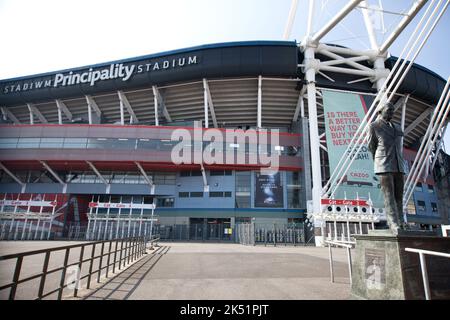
xmin=0 ymin=41 xmax=298 ymax=106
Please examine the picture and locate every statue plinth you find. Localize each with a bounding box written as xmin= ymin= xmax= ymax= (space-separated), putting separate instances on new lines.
xmin=350 ymin=232 xmax=450 ymax=300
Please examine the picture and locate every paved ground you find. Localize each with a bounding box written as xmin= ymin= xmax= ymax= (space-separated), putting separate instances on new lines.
xmin=78 ymin=242 xmax=351 ymax=300
xmin=0 ymin=240 xmax=130 ymax=300
xmin=0 ymin=241 xmax=352 ymax=300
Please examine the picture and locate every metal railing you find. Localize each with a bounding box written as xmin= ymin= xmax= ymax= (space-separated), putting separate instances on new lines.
xmin=147 ymin=236 xmax=160 ymax=250
xmin=325 ymin=239 xmax=356 ymax=284
xmin=405 ymin=247 xmax=450 ymax=300
xmin=0 ymin=237 xmax=147 ymax=300
xmin=236 ymin=223 xmax=307 ymax=246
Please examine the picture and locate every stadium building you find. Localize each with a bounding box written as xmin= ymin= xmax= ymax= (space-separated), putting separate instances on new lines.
xmin=0 ymin=40 xmax=448 ymax=243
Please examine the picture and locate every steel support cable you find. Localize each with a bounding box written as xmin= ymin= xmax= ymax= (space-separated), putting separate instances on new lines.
xmin=321 ymin=0 xmax=440 ymax=197
xmin=323 ymin=0 xmax=443 ymax=199
xmin=323 ymin=0 xmax=447 ymax=200
xmin=403 ymin=78 xmax=450 ymax=195
xmin=403 ymin=83 xmax=450 ymax=206
xmin=328 ymin=0 xmax=448 ymax=200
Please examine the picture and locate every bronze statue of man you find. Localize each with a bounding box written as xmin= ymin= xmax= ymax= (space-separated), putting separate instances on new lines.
xmin=368 ymin=102 xmax=406 ymax=234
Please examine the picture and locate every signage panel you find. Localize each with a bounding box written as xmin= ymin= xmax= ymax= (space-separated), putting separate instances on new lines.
xmin=322 ymin=90 xmax=383 ymax=208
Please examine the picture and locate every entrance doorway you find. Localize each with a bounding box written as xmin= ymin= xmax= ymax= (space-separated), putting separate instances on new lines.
xmin=189 ymin=218 xmax=232 ymax=241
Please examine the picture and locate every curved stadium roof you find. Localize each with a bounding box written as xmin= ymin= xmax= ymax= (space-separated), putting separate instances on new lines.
xmin=0 ymin=41 xmax=446 ymax=148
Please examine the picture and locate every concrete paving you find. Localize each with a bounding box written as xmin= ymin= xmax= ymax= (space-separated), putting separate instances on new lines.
xmin=0 ymin=240 xmax=131 ymax=300
xmin=78 ymin=242 xmax=351 ymax=300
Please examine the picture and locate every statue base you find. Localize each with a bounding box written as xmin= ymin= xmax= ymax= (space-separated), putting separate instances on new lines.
xmin=351 ymin=232 xmax=450 ymax=300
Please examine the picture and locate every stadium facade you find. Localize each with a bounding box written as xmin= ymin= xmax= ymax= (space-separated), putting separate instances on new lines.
xmin=0 ymin=41 xmax=448 ymax=243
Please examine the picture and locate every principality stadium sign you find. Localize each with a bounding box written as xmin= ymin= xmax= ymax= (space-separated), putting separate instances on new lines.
xmin=1 ymin=55 xmax=198 ymax=94
xmin=0 ymin=42 xmax=298 ymax=105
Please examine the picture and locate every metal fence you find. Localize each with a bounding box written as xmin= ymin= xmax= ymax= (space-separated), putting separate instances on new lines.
xmin=236 ymin=223 xmax=307 ymax=246
xmin=0 ymin=237 xmax=148 ymax=300
xmin=156 ymin=223 xmax=234 ymax=242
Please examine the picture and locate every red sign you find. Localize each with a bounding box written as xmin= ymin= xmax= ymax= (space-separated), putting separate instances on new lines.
xmin=0 ymin=200 xmax=57 ymax=207
xmin=88 ymin=202 xmax=155 ymax=209
xmin=321 ymin=199 xmax=369 ymax=206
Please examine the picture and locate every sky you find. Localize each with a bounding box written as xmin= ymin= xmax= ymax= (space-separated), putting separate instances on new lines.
xmin=0 ymin=0 xmax=448 ymax=151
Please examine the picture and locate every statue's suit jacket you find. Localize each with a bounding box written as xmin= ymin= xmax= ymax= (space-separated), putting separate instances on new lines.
xmin=368 ymin=118 xmax=406 ymax=174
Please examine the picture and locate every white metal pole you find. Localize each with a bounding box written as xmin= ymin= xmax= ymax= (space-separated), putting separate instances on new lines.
xmin=284 ymin=0 xmax=299 ymax=39
xmin=127 ymin=196 xmax=132 ymax=238
xmin=47 ymin=195 xmax=56 ymax=240
xmin=116 ymin=204 xmax=121 ymax=239
xmin=347 ymin=247 xmax=353 ymax=284
xmin=22 ymin=194 xmax=33 ymax=240
xmin=324 ymin=0 xmax=444 ymax=198
xmin=203 ymin=78 xmax=209 ymax=129
xmin=93 ymin=206 xmax=98 ymax=240
xmin=378 ymin=0 xmax=429 ymax=54
xmin=88 ymin=100 xmax=93 ymax=125
xmin=404 ymin=81 xmax=450 ymax=198
xmin=334 ymin=220 xmax=337 ymax=241
xmin=257 ymin=75 xmax=262 ymax=128
xmin=152 ymin=86 xmax=159 ymax=126
xmin=138 ymin=197 xmax=144 ymax=237
xmin=104 ymin=196 xmax=111 ymax=240
xmin=306 ymin=0 xmax=315 ymax=38
xmin=311 ymin=0 xmax=363 ymax=43
xmin=304 ymin=46 xmax=323 ymax=215
xmin=119 ymin=99 xmax=125 ymax=126
xmin=401 ymin=96 xmax=408 ymax=130
xmin=149 ymin=198 xmax=156 ymax=242
xmin=419 ymin=252 xmax=431 ymax=300
xmin=328 ymin=244 xmax=334 ymax=283
xmin=360 ymin=0 xmax=380 ymax=50
xmin=35 ymin=217 xmax=40 ymax=240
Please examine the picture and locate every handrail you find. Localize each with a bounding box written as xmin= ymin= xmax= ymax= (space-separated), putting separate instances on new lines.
xmin=0 ymin=237 xmax=147 ymax=300
xmin=405 ymin=247 xmax=450 ymax=300
xmin=147 ymin=236 xmax=160 ymax=250
xmin=325 ymin=240 xmax=355 ymax=284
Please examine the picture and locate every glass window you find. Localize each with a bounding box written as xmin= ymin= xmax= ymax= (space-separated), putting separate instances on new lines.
xmin=81 ymin=174 xmax=96 ymax=183
xmin=157 ymin=198 xmax=174 ymax=207
xmin=209 ymin=192 xmax=224 ymax=197
xmin=417 ymin=200 xmax=426 ymax=211
xmin=39 ymin=138 xmax=63 ymax=148
xmin=0 ymin=138 xmax=18 ymax=148
xmin=136 ymin=139 xmax=159 ymax=150
xmin=124 ymin=173 xmax=141 ymax=184
xmin=431 ymin=203 xmax=438 ymax=213
xmin=190 ymin=171 xmax=202 ymax=176
xmin=427 ymin=184 xmax=434 ymax=193
xmin=159 ymin=140 xmax=175 ymax=151
xmin=17 ymin=138 xmax=40 ymax=148
xmin=131 ymin=209 xmax=141 ymax=215
xmin=111 ymin=173 xmax=126 ymax=184
xmin=0 ymin=171 xmax=14 ymax=183
xmin=210 ymin=170 xmax=224 ymax=176
xmin=63 ymin=138 xmax=87 ymax=148
xmin=180 ymin=171 xmax=190 ymax=177
xmin=143 ymin=196 xmax=153 ymax=204
xmin=287 ymin=171 xmax=302 ymax=208
xmin=190 ymin=192 xmax=203 ymax=197
xmin=224 ymin=191 xmax=232 ymax=197
xmin=415 ymin=183 xmax=423 ymax=192
xmin=179 ymin=192 xmax=189 ymax=198
xmin=112 ymin=138 xmax=136 ymax=149
xmin=235 ymin=171 xmax=251 ymax=208
xmin=224 ymin=170 xmax=232 ymax=176
xmin=87 ymin=138 xmax=113 ymax=149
